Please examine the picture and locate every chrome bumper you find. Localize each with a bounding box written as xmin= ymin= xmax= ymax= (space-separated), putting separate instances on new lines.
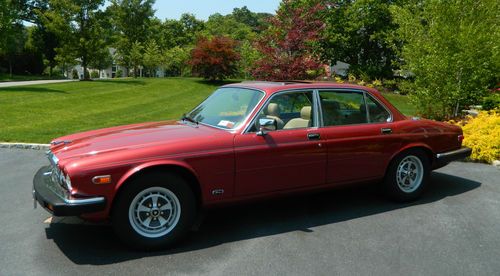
xmin=33 ymin=166 xmax=106 ymax=216
xmin=435 ymin=147 xmax=472 ymax=166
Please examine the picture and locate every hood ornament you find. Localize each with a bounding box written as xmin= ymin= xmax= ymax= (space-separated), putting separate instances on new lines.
xmin=51 ymin=140 xmax=72 ymax=146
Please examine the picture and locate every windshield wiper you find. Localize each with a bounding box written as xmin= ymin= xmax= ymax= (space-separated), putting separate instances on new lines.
xmin=181 ymin=114 xmax=198 ymax=125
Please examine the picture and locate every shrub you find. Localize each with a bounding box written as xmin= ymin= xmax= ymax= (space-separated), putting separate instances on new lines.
xmin=71 ymin=69 xmax=79 ymax=79
xmin=190 ymin=36 xmax=240 ymax=81
xmin=90 ymin=71 xmax=99 ymax=79
xmin=116 ymin=69 xmax=123 ymax=78
xmin=452 ymin=111 xmax=500 ymax=163
xmin=482 ymin=93 xmax=500 ymax=111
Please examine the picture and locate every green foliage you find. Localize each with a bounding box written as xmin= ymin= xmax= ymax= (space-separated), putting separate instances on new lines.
xmin=482 ymin=93 xmax=500 ymax=111
xmin=90 ymin=70 xmax=99 ymax=78
xmin=203 ymin=13 xmax=254 ymax=41
xmin=43 ymin=0 xmax=108 ymax=80
xmin=320 ymin=0 xmax=398 ymax=79
xmin=163 ymin=46 xmax=191 ymax=77
xmin=108 ymin=0 xmax=155 ymax=71
xmin=71 ymin=69 xmax=78 ymax=79
xmin=392 ymin=0 xmax=500 ymax=120
xmin=143 ymin=39 xmax=162 ymax=77
xmin=129 ymin=41 xmax=143 ymax=77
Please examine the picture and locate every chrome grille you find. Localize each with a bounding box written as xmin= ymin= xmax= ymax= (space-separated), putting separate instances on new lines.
xmin=47 ymin=151 xmax=69 ymax=192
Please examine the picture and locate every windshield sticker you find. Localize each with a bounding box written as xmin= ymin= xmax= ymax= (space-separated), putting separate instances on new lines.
xmin=217 ymin=120 xmax=235 ymax=128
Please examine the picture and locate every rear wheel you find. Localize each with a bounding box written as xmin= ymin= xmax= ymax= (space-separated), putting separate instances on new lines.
xmin=383 ymin=149 xmax=430 ymax=202
xmin=112 ymin=172 xmax=196 ymax=250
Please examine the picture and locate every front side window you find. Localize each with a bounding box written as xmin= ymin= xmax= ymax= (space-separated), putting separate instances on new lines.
xmin=187 ymin=87 xmax=264 ymax=129
xmin=250 ymin=91 xmax=315 ymax=131
xmin=320 ymin=91 xmax=367 ymax=126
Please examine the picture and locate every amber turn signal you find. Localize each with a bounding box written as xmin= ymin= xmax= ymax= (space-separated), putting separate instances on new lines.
xmin=92 ymin=175 xmax=112 ymax=184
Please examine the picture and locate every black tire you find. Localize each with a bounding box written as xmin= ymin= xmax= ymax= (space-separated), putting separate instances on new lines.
xmin=112 ymin=171 xmax=196 ymax=251
xmin=382 ymin=149 xmax=430 ymax=202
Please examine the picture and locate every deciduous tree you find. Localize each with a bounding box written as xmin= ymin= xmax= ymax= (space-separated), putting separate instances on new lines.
xmin=190 ymin=36 xmax=240 ymax=81
xmin=251 ymin=0 xmax=325 ymax=80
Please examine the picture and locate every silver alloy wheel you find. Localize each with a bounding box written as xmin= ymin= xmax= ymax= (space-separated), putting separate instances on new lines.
xmin=396 ymin=155 xmax=424 ymax=193
xmin=128 ymin=187 xmax=181 ymax=238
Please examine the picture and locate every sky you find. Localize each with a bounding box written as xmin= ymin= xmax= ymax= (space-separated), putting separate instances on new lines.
xmin=152 ymin=0 xmax=281 ymax=20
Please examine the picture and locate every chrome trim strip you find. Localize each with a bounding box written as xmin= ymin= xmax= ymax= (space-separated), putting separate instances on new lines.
xmin=436 ymin=147 xmax=472 ymax=159
xmin=62 ymin=196 xmax=106 ymax=205
xmin=42 ymin=170 xmax=105 ymax=205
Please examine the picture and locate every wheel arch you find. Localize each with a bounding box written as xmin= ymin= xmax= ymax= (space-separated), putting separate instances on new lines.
xmin=113 ymin=161 xmax=203 ymax=211
xmin=387 ymin=143 xmax=435 ymax=171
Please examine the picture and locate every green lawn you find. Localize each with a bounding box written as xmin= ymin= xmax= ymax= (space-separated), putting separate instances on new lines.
xmin=0 ymin=78 xmax=415 ymax=143
xmin=381 ymin=92 xmax=416 ymax=116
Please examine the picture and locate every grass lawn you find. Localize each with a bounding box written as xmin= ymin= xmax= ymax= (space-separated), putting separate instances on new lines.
xmin=0 ymin=78 xmax=415 ymax=143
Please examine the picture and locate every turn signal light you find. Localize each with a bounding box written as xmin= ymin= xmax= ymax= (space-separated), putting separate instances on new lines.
xmin=92 ymin=175 xmax=112 ymax=184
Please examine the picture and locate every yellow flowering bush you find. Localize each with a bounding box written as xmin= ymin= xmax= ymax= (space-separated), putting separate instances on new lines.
xmin=451 ymin=110 xmax=500 ymax=163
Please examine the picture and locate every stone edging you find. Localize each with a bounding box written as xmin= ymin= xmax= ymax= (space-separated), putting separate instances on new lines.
xmin=0 ymin=143 xmax=50 ymax=150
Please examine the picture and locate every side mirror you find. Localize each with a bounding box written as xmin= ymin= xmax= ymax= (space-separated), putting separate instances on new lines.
xmin=256 ymin=118 xmax=277 ymax=136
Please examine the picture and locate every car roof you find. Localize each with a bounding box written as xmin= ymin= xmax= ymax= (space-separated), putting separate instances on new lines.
xmin=222 ymin=81 xmax=380 ymax=95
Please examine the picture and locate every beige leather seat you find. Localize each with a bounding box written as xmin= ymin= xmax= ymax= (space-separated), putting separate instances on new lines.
xmin=283 ymin=106 xmax=311 ymax=129
xmin=265 ymin=103 xmax=285 ymax=129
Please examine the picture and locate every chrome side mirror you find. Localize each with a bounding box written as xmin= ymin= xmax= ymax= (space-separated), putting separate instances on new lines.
xmin=256 ymin=118 xmax=277 ymax=136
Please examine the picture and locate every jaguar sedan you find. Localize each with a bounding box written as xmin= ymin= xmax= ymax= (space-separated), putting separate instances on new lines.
xmin=33 ymin=81 xmax=471 ymax=250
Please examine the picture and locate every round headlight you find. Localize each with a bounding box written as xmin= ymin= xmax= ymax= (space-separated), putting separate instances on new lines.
xmin=65 ymin=174 xmax=73 ymax=191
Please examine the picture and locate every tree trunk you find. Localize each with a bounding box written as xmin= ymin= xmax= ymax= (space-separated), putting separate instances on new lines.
xmin=9 ymin=60 xmax=12 ymax=78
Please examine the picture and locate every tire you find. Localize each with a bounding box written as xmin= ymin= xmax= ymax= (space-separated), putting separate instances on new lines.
xmin=112 ymin=171 xmax=196 ymax=250
xmin=382 ymin=149 xmax=430 ymax=202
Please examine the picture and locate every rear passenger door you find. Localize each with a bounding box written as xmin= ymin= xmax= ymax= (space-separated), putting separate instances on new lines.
xmin=319 ymin=89 xmax=401 ymax=184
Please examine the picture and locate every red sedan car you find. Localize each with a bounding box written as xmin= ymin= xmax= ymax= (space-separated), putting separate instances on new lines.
xmin=33 ymin=81 xmax=471 ymax=250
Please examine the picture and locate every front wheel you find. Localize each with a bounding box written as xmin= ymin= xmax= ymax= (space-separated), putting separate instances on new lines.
xmin=112 ymin=172 xmax=196 ymax=250
xmin=383 ymin=149 xmax=430 ymax=202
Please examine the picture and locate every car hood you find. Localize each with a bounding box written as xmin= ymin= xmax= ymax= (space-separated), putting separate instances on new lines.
xmin=50 ymin=121 xmax=223 ymax=164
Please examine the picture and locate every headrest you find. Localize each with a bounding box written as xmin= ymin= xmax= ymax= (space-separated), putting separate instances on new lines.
xmin=267 ymin=103 xmax=280 ymax=116
xmin=300 ymin=106 xmax=311 ymax=120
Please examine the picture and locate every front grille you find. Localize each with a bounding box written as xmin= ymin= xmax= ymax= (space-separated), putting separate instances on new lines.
xmin=47 ymin=151 xmax=69 ymax=192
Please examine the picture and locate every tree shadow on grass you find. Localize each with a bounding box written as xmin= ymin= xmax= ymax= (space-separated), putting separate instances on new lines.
xmin=44 ymin=171 xmax=480 ymax=265
xmin=194 ymin=79 xmax=240 ymax=86
xmin=93 ymin=79 xmax=146 ymax=85
xmin=0 ymin=86 xmax=68 ymax=94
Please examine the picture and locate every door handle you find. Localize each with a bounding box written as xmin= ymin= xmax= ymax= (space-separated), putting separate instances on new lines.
xmin=381 ymin=128 xmax=392 ymax=134
xmin=307 ymin=133 xmax=321 ymax=140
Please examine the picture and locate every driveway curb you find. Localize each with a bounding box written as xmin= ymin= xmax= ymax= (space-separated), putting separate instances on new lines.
xmin=0 ymin=143 xmax=50 ymax=150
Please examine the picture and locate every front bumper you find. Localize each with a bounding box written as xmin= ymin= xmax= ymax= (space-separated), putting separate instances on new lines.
xmin=33 ymin=166 xmax=106 ymax=216
xmin=435 ymin=147 xmax=472 ymax=167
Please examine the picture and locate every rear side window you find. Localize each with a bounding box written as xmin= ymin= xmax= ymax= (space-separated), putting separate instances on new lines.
xmin=365 ymin=94 xmax=391 ymax=123
xmin=319 ymin=91 xmax=367 ymax=126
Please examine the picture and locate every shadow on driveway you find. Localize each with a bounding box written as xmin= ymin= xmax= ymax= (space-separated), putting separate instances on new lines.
xmin=44 ymin=171 xmax=480 ymax=265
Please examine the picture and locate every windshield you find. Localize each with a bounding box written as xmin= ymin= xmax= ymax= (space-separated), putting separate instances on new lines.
xmin=187 ymin=87 xmax=264 ymax=130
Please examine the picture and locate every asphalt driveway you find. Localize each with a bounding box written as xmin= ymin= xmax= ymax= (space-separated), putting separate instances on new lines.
xmin=0 ymin=148 xmax=499 ymax=275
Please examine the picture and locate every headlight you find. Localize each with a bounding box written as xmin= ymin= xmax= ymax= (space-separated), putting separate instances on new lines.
xmin=64 ymin=173 xmax=73 ymax=191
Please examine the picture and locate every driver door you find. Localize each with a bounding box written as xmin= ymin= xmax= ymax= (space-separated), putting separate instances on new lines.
xmin=233 ymin=90 xmax=327 ymax=196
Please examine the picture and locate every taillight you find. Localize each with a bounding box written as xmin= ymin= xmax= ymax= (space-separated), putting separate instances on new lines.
xmin=458 ymin=134 xmax=464 ymax=143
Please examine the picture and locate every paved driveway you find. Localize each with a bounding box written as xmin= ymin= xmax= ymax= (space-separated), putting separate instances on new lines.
xmin=0 ymin=148 xmax=499 ymax=275
xmin=0 ymin=79 xmax=75 ymax=88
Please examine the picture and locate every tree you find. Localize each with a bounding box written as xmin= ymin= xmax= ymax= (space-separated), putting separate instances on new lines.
xmin=0 ymin=0 xmax=20 ymax=75
xmin=203 ymin=13 xmax=253 ymax=41
xmin=108 ymin=0 xmax=155 ymax=76
xmin=143 ymin=39 xmax=161 ymax=77
xmin=190 ymin=36 xmax=240 ymax=81
xmin=252 ymin=0 xmax=325 ymax=80
xmin=392 ymin=0 xmax=500 ymax=119
xmin=129 ymin=41 xmax=143 ymax=77
xmin=319 ymin=0 xmax=399 ymax=79
xmin=43 ymin=0 xmax=108 ymax=80
xmin=89 ymin=48 xmax=113 ymax=78
xmin=163 ymin=46 xmax=191 ymax=76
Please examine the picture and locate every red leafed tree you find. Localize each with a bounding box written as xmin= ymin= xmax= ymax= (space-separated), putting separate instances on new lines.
xmin=252 ymin=0 xmax=326 ymax=80
xmin=190 ymin=36 xmax=240 ymax=81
